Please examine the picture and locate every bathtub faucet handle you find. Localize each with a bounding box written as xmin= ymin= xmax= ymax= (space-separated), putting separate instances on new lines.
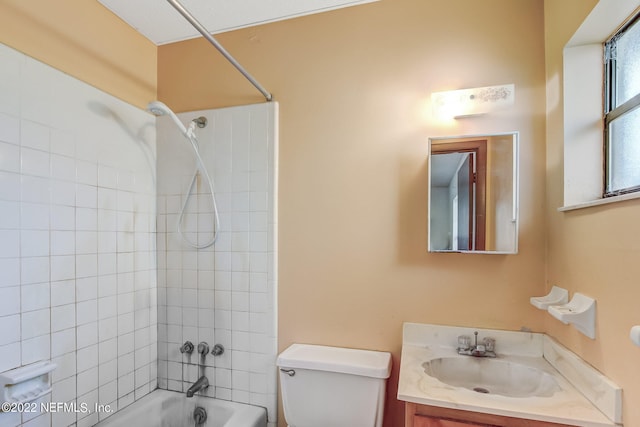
xmin=211 ymin=343 xmax=225 ymax=356
xmin=180 ymin=341 xmax=194 ymax=354
xmin=197 ymin=342 xmax=210 ymax=355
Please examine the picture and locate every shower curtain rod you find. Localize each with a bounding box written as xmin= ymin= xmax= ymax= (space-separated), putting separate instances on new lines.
xmin=166 ymin=0 xmax=273 ymax=102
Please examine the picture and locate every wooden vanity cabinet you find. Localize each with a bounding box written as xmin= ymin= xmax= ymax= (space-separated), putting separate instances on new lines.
xmin=405 ymin=402 xmax=574 ymax=427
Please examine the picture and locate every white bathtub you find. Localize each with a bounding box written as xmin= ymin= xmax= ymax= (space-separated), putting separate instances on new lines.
xmin=96 ymin=390 xmax=267 ymax=427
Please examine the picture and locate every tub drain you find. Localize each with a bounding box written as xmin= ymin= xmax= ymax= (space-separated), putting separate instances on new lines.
xmin=193 ymin=406 xmax=207 ymax=425
xmin=473 ymin=387 xmax=490 ymax=394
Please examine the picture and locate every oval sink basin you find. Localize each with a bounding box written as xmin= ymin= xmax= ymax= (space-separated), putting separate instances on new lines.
xmin=422 ymin=357 xmax=560 ymax=398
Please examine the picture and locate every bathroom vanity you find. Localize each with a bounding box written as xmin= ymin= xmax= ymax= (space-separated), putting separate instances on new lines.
xmin=398 ymin=323 xmax=622 ymax=427
xmin=405 ymin=401 xmax=572 ymax=427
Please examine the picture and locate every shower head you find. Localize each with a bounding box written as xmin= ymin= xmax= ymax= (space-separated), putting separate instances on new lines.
xmin=147 ymin=100 xmax=188 ymax=137
xmin=147 ymin=100 xmax=169 ymax=116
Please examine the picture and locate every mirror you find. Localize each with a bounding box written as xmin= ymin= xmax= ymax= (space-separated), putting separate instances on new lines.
xmin=428 ymin=133 xmax=518 ymax=254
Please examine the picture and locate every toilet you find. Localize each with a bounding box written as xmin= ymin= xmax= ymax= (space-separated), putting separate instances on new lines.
xmin=277 ymin=343 xmax=392 ymax=427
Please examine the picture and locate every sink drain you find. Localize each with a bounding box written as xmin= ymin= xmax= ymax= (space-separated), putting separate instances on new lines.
xmin=473 ymin=387 xmax=490 ymax=394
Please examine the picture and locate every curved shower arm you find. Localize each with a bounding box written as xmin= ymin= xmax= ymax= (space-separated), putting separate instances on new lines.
xmin=166 ymin=0 xmax=273 ymax=102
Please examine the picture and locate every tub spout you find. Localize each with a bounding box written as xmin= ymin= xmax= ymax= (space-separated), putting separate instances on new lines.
xmin=186 ymin=375 xmax=209 ymax=398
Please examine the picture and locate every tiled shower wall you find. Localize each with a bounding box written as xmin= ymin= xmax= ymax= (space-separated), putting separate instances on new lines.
xmin=0 ymin=44 xmax=157 ymax=427
xmin=156 ymin=103 xmax=278 ymax=424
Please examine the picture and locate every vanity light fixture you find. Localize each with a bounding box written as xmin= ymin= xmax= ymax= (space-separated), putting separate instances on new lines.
xmin=431 ymin=84 xmax=515 ymax=119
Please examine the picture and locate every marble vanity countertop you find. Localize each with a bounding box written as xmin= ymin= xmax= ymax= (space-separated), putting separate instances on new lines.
xmin=398 ymin=323 xmax=621 ymax=427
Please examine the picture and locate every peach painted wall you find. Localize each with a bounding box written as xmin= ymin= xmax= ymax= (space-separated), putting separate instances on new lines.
xmin=158 ymin=1 xmax=547 ymax=425
xmin=544 ymin=1 xmax=640 ymax=425
xmin=0 ymin=0 xmax=157 ymax=108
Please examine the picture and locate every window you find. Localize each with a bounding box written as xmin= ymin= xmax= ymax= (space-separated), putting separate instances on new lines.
xmin=561 ymin=0 xmax=640 ymax=210
xmin=604 ymin=13 xmax=640 ymax=197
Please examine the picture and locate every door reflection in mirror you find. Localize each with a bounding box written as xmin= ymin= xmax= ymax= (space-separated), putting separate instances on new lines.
xmin=428 ymin=133 xmax=518 ymax=254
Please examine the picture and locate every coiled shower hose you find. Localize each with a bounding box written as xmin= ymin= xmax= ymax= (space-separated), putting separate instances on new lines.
xmin=177 ymin=121 xmax=220 ymax=249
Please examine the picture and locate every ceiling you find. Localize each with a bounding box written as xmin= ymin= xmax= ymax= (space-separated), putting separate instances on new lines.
xmin=98 ymin=0 xmax=378 ymax=45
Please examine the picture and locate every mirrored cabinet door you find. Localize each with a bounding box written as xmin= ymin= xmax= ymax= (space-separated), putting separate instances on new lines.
xmin=428 ymin=133 xmax=519 ymax=254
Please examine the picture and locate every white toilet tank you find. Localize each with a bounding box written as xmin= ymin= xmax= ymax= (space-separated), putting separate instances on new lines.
xmin=277 ymin=344 xmax=392 ymax=427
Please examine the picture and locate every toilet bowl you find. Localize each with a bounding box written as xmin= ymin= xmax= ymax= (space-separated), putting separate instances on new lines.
xmin=277 ymin=343 xmax=392 ymax=427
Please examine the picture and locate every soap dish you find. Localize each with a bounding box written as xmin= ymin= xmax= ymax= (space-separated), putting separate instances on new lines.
xmin=0 ymin=361 xmax=56 ymax=404
xmin=548 ymin=293 xmax=596 ymax=339
xmin=530 ymin=286 xmax=569 ymax=310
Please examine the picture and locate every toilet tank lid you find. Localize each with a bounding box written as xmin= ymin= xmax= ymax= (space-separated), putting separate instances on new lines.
xmin=276 ymin=344 xmax=392 ymax=379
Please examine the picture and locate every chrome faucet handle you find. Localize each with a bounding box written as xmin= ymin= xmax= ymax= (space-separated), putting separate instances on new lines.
xmin=457 ymin=335 xmax=471 ymax=350
xmin=211 ymin=343 xmax=224 ymax=356
xmin=483 ymin=337 xmax=496 ymax=352
xmin=197 ymin=342 xmax=210 ymax=355
xmin=180 ymin=341 xmax=194 ymax=354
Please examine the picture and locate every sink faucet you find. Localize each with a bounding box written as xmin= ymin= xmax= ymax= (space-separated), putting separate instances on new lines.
xmin=186 ymin=375 xmax=209 ymax=398
xmin=457 ymin=331 xmax=496 ymax=357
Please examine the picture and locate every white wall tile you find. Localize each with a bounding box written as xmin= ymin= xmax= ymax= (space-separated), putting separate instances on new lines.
xmin=21 ymin=308 xmax=49 ymax=340
xmin=51 ymin=154 xmax=76 ymax=181
xmin=20 ymin=256 xmax=48 ymax=285
xmin=98 ymin=317 xmax=118 ymax=342
xmin=98 ymin=165 xmax=118 ymax=189
xmin=76 ymin=277 xmax=98 ymax=302
xmin=21 ymin=282 xmax=50 ymax=312
xmin=77 ymin=207 xmax=97 ymax=231
xmin=0 ymin=315 xmax=20 ymax=346
xmin=76 ymin=160 xmax=97 ymax=186
xmin=0 ymin=141 xmax=20 ymax=173
xmin=21 ymin=175 xmax=50 ymax=205
xmin=22 ymin=412 xmax=51 ymax=427
xmin=51 ymin=280 xmax=75 ymax=307
xmin=98 ymin=296 xmax=117 ymax=320
xmin=51 ymin=304 xmax=75 ymax=332
xmin=99 ymin=338 xmax=118 ymax=364
xmin=0 ymin=113 xmax=20 ymax=145
xmin=21 ymin=147 xmax=50 ymax=177
xmin=21 ymin=120 xmax=49 ymax=151
xmin=77 ymin=300 xmax=98 ymax=326
xmin=51 ymin=205 xmax=75 ymax=230
xmin=0 ymin=286 xmax=20 ymax=316
xmin=76 ymin=184 xmax=97 ymax=208
xmin=20 ymin=202 xmax=49 ymax=230
xmin=0 ymin=171 xmax=20 ymax=201
xmin=77 ymin=322 xmax=98 ymax=349
xmin=50 ymin=129 xmax=75 ymax=158
xmin=21 ymin=230 xmax=49 ymax=257
xmin=0 ymin=342 xmax=21 ymax=372
xmin=50 ymin=180 xmax=75 ymax=206
xmin=99 ymin=379 xmax=117 ymax=408
xmin=76 ymin=138 xmax=98 ymax=163
xmin=51 ymin=255 xmax=75 ymax=281
xmin=76 ymin=253 xmax=97 ymax=278
xmin=0 ymin=201 xmax=20 ymax=229
xmin=98 ymin=231 xmax=117 ymax=253
xmin=51 ymin=230 xmax=75 ymax=256
xmin=52 ymin=352 xmax=76 ymax=383
xmin=51 ymin=375 xmax=76 ymax=403
xmin=0 ymin=47 xmax=20 ymax=116
xmin=0 ymin=230 xmax=19 ymax=258
xmin=99 ymin=360 xmax=118 ymax=387
xmin=77 ymin=366 xmax=98 ymax=396
xmin=22 ymin=334 xmax=50 ymax=364
xmin=77 ymin=344 xmax=99 ymax=373
xmin=76 ymin=231 xmax=97 ymax=254
xmin=51 ymin=328 xmax=76 ymax=357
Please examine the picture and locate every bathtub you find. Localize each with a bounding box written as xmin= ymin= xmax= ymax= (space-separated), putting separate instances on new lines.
xmin=96 ymin=389 xmax=267 ymax=427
